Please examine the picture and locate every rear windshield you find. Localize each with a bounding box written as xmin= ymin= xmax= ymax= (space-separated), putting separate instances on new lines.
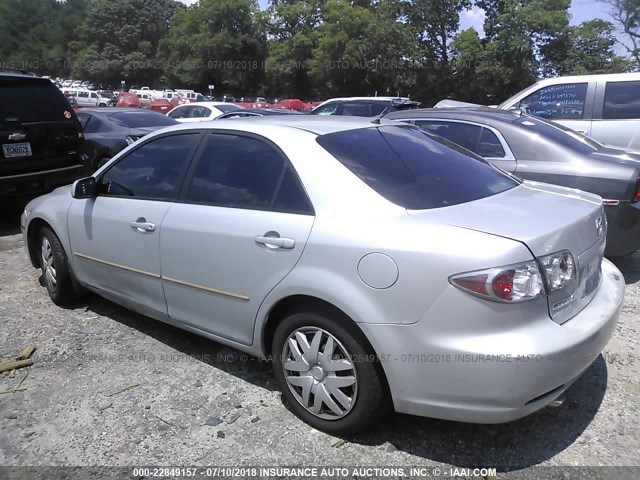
xmin=316 ymin=125 xmax=518 ymax=209
xmin=0 ymin=77 xmax=73 ymax=123
xmin=106 ymin=111 xmax=177 ymax=128
xmin=513 ymin=116 xmax=600 ymax=153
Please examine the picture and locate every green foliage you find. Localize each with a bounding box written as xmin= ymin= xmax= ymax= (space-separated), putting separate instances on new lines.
xmin=0 ymin=0 xmax=635 ymax=101
xmin=159 ymin=0 xmax=266 ymax=94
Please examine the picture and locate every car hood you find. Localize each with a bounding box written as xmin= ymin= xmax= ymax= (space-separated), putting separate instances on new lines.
xmin=407 ymin=180 xmax=604 ymax=258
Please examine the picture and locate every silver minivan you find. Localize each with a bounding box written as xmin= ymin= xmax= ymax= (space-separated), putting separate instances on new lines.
xmin=499 ymin=73 xmax=640 ymax=150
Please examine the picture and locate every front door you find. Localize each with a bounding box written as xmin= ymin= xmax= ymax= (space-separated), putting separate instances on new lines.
xmin=67 ymin=131 xmax=202 ymax=317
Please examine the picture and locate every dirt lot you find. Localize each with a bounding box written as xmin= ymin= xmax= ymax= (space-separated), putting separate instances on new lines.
xmin=0 ymin=199 xmax=639 ymax=479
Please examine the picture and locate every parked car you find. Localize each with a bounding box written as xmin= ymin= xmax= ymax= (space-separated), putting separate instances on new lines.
xmin=167 ymin=102 xmax=243 ymax=122
xmin=21 ymin=116 xmax=623 ymax=434
xmin=147 ymin=98 xmax=175 ymax=114
xmin=216 ymin=107 xmax=305 ymax=119
xmin=76 ymin=108 xmax=178 ymax=172
xmin=0 ymin=73 xmax=85 ymax=196
xmin=311 ymin=96 xmax=421 ymax=117
xmin=385 ymin=107 xmax=640 ymax=256
xmin=116 ymin=92 xmax=141 ymax=108
xmin=498 ymin=73 xmax=640 ymax=150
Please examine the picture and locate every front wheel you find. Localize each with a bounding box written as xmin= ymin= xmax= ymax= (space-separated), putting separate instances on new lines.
xmin=272 ymin=308 xmax=389 ymax=434
xmin=39 ymin=226 xmax=80 ymax=305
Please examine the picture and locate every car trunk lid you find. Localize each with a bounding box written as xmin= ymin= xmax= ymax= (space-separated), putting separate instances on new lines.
xmin=408 ymin=181 xmax=606 ymax=324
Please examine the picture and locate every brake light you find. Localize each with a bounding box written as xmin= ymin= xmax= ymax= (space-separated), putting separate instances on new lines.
xmin=450 ymin=261 xmax=544 ymax=303
xmin=450 ymin=250 xmax=576 ymax=303
xmin=634 ymin=177 xmax=640 ymax=203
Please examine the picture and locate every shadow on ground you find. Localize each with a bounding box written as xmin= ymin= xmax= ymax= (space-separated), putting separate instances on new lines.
xmin=59 ymin=289 xmax=608 ymax=471
xmin=609 ymin=252 xmax=640 ymax=285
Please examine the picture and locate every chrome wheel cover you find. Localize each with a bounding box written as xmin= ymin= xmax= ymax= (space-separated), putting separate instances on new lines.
xmin=282 ymin=327 xmax=357 ymax=420
xmin=41 ymin=236 xmax=57 ymax=291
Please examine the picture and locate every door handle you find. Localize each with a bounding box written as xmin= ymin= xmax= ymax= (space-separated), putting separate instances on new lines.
xmin=130 ymin=217 xmax=156 ymax=233
xmin=255 ymin=233 xmax=295 ymax=249
xmin=575 ymin=129 xmax=588 ymax=135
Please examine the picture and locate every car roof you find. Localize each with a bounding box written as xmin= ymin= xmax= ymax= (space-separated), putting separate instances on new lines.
xmin=79 ymin=107 xmax=160 ymax=114
xmin=527 ymin=72 xmax=640 ymax=85
xmin=159 ymin=115 xmax=403 ymax=136
xmin=322 ymin=96 xmax=413 ymax=102
xmin=175 ymin=101 xmax=236 ymax=107
xmin=384 ymin=107 xmax=521 ymax=124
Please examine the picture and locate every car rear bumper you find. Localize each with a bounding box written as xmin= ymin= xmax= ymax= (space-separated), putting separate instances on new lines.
xmin=359 ymin=258 xmax=624 ymax=423
xmin=0 ymin=164 xmax=86 ymax=196
xmin=605 ymin=203 xmax=640 ymax=256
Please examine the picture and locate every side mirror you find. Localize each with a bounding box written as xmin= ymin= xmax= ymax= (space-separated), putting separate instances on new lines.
xmin=72 ymin=177 xmax=96 ymax=199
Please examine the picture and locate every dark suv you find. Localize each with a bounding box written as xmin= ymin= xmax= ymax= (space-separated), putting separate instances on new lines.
xmin=0 ymin=73 xmax=85 ymax=196
xmin=310 ymin=97 xmax=421 ymax=117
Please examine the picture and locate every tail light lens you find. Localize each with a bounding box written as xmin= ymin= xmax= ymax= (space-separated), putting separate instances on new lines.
xmin=450 ymin=250 xmax=576 ymax=303
xmin=450 ymin=261 xmax=544 ymax=303
xmin=538 ymin=250 xmax=575 ymax=292
xmin=633 ymin=177 xmax=640 ymax=203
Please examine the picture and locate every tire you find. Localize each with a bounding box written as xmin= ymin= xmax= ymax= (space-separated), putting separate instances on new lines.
xmin=272 ymin=306 xmax=389 ymax=435
xmin=98 ymin=103 xmax=106 ymax=107
xmin=38 ymin=226 xmax=79 ymax=306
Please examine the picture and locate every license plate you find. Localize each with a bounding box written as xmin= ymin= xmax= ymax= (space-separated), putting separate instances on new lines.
xmin=3 ymin=142 xmax=32 ymax=158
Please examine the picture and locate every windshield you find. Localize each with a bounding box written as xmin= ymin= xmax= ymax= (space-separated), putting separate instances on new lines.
xmin=106 ymin=111 xmax=177 ymax=128
xmin=513 ymin=116 xmax=601 ymax=154
xmin=317 ymin=125 xmax=518 ymax=210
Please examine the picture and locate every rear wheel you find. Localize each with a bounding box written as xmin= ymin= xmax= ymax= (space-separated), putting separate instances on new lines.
xmin=272 ymin=307 xmax=389 ymax=434
xmin=38 ymin=226 xmax=79 ymax=305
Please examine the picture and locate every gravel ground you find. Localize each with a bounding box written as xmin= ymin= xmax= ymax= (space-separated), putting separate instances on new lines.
xmin=0 ymin=199 xmax=639 ymax=479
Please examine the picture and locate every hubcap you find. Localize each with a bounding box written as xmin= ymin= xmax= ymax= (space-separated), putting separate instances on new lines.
xmin=282 ymin=327 xmax=357 ymax=420
xmin=41 ymin=237 xmax=57 ymax=291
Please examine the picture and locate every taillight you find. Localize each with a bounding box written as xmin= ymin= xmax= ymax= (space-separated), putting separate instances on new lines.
xmin=450 ymin=250 xmax=576 ymax=303
xmin=450 ymin=261 xmax=544 ymax=303
xmin=538 ymin=250 xmax=576 ymax=292
xmin=633 ymin=177 xmax=640 ymax=203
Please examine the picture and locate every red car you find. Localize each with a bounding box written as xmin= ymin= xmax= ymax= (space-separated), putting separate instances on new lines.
xmin=116 ymin=92 xmax=141 ymax=108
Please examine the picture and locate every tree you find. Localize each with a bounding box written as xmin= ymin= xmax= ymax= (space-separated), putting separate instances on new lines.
xmin=158 ymin=0 xmax=266 ymax=92
xmin=553 ymin=20 xmax=630 ymax=75
xmin=72 ymin=0 xmax=184 ymax=86
xmin=264 ymin=0 xmax=325 ymax=98
xmin=606 ymin=0 xmax=639 ymax=67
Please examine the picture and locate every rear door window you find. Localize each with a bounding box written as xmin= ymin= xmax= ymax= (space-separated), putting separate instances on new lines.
xmin=603 ymin=81 xmax=640 ymax=119
xmin=317 ymin=126 xmax=517 ymax=210
xmin=0 ymin=77 xmax=73 ymax=123
xmin=184 ymin=133 xmax=313 ymax=214
xmin=518 ymin=83 xmax=588 ymax=120
xmin=478 ymin=128 xmax=506 ymax=158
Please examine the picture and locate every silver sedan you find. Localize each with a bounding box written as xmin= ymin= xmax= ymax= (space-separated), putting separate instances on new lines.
xmin=21 ymin=117 xmax=624 ymax=434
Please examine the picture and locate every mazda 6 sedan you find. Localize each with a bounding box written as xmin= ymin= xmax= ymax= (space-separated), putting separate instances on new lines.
xmin=21 ymin=116 xmax=624 ymax=434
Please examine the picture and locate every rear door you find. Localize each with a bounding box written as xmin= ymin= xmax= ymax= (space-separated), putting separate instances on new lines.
xmin=590 ymin=79 xmax=640 ymax=150
xmin=160 ymin=132 xmax=315 ymax=345
xmin=0 ymin=76 xmax=81 ymax=183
